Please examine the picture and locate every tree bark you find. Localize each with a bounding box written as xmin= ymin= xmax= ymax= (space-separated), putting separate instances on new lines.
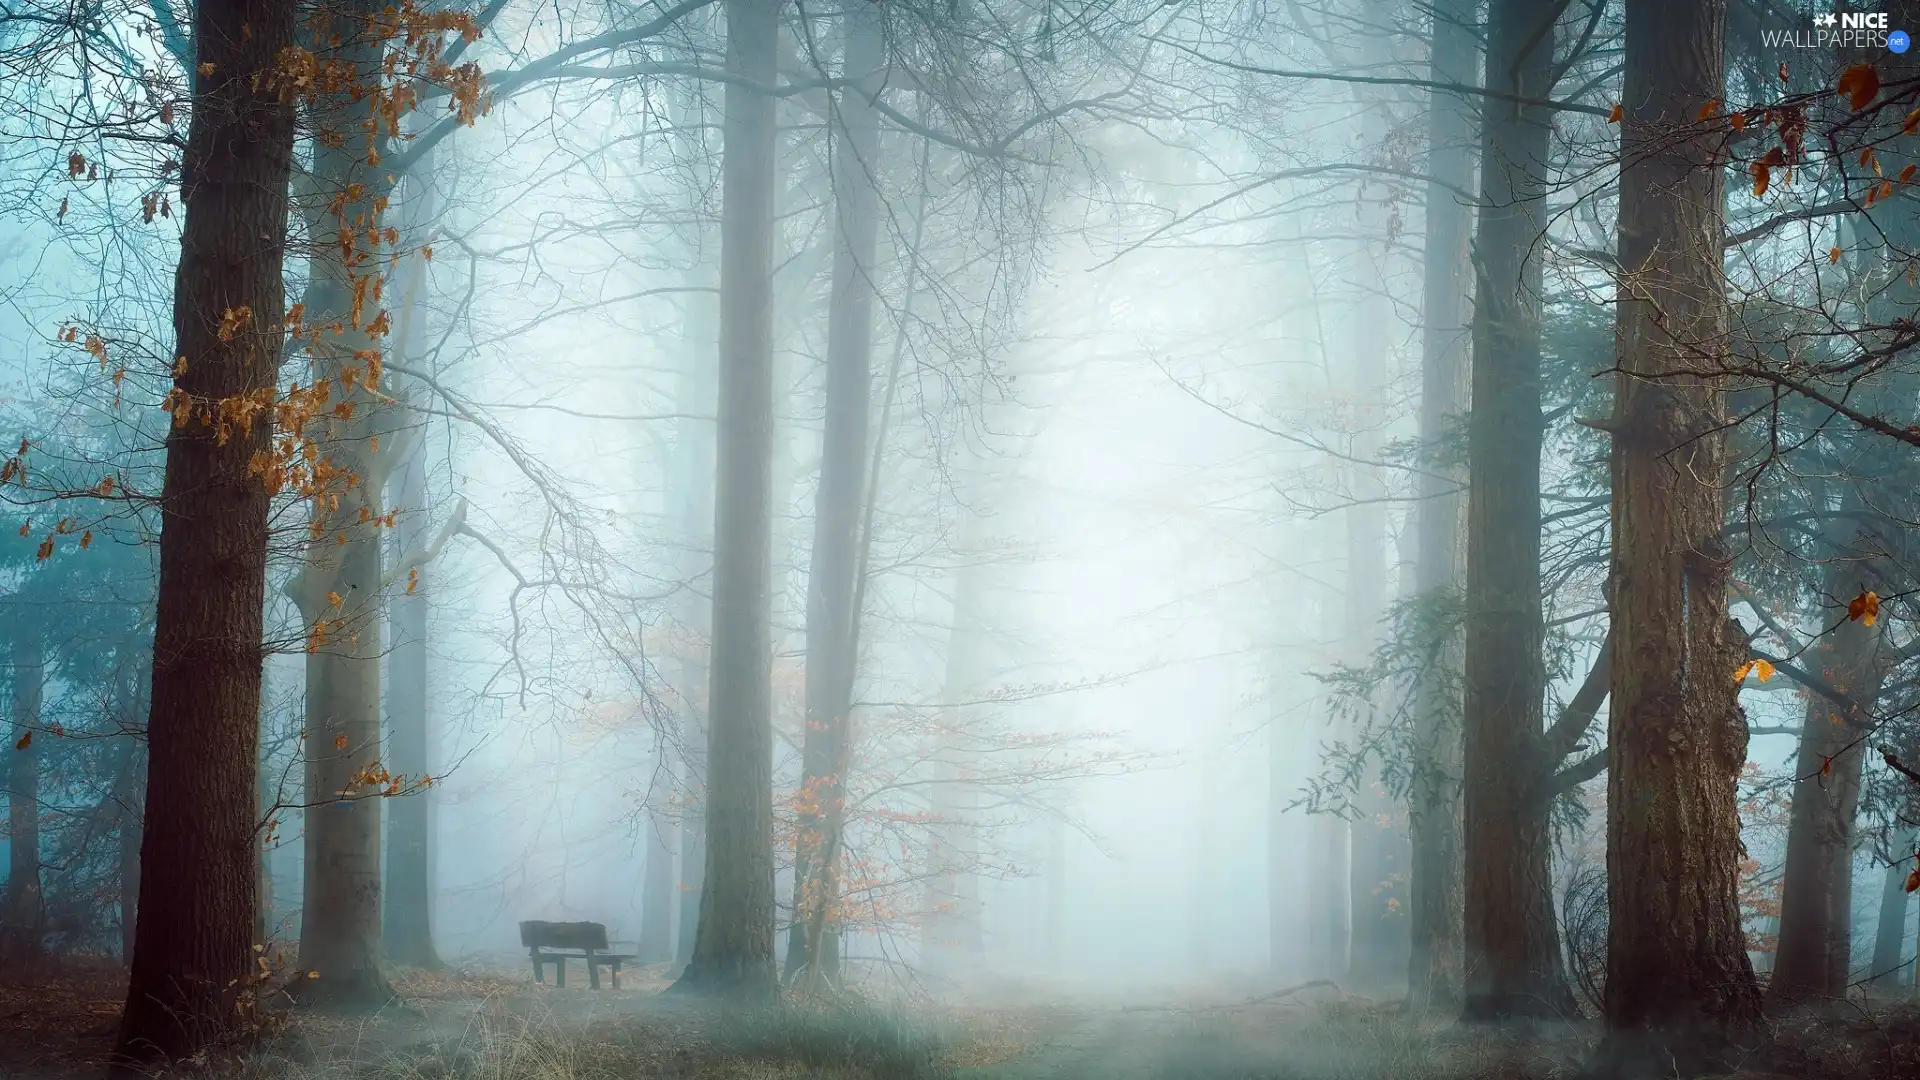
xmin=925 ymin=543 xmax=989 ymax=983
xmin=1460 ymin=0 xmax=1573 ymax=1022
xmin=785 ymin=0 xmax=884 ymax=986
xmin=1600 ymin=0 xmax=1763 ymax=1067
xmin=381 ymin=401 xmax=440 ymax=969
xmin=672 ymin=0 xmax=782 ymax=1000
xmin=114 ymin=0 xmax=296 ymax=1062
xmin=379 ymin=144 xmax=446 ymax=970
xmin=1768 ymin=522 xmax=1889 ymax=1007
xmin=1869 ymin=826 xmax=1915 ymax=994
xmin=1406 ymin=0 xmax=1474 ymax=1015
xmin=1344 ymin=20 xmax=1407 ymax=989
xmin=657 ymin=244 xmax=719 ymax=968
xmin=671 ymin=227 xmax=720 ymax=971
xmin=4 ymin=630 xmax=43 ymax=964
xmin=284 ymin=0 xmax=409 ymax=1008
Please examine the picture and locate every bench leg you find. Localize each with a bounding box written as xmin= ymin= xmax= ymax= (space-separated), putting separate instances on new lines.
xmin=611 ymin=960 xmax=621 ymax=990
xmin=589 ymin=956 xmax=601 ymax=990
xmin=531 ymin=953 xmax=545 ymax=984
xmin=555 ymin=957 xmax=566 ymax=988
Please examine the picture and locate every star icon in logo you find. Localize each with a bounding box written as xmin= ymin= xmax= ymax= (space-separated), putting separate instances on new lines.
xmin=1814 ymin=11 xmax=1839 ymax=26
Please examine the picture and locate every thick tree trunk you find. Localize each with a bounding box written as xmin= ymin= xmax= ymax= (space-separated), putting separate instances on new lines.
xmin=672 ymin=0 xmax=782 ymax=1000
xmin=1869 ymin=826 xmax=1915 ymax=994
xmin=286 ymin=0 xmax=409 ymax=1009
xmin=381 ymin=406 xmax=440 ymax=969
xmin=1406 ymin=0 xmax=1474 ymax=1015
xmin=656 ymin=250 xmax=719 ymax=968
xmin=114 ymin=0 xmax=295 ymax=1062
xmin=1344 ymin=15 xmax=1409 ymax=995
xmin=925 ymin=501 xmax=992 ymax=982
xmin=1767 ymin=537 xmax=1887 ymax=1006
xmin=785 ymin=1 xmax=884 ymax=986
xmin=380 ymin=150 xmax=446 ymax=971
xmin=5 ymin=631 xmax=43 ymax=963
xmin=292 ymin=533 xmax=391 ymax=1007
xmin=676 ymin=742 xmax=708 ymax=968
xmin=1460 ymin=0 xmax=1572 ymax=1022
xmin=1600 ymin=0 xmax=1762 ymax=1068
xmin=671 ymin=246 xmax=719 ymax=971
xmin=1268 ymin=652 xmax=1295 ymax=975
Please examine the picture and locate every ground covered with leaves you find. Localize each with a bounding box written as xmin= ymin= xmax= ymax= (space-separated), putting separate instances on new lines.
xmin=5 ymin=960 xmax=1920 ymax=1080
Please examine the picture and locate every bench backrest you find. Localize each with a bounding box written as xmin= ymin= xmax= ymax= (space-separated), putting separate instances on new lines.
xmin=518 ymin=920 xmax=609 ymax=951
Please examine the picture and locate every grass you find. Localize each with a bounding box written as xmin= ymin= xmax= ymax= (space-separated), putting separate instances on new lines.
xmin=74 ymin=963 xmax=1920 ymax=1080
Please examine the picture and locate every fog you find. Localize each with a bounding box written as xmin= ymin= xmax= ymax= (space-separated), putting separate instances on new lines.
xmin=3 ymin=1 xmax=1920 ymax=1078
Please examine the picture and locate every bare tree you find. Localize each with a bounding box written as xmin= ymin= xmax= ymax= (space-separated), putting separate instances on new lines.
xmin=673 ymin=0 xmax=783 ymax=999
xmin=114 ymin=0 xmax=299 ymax=1063
xmin=1599 ymin=0 xmax=1763 ymax=1068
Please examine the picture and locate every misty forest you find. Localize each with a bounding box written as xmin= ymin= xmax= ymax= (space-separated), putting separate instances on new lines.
xmin=2 ymin=0 xmax=1920 ymax=1077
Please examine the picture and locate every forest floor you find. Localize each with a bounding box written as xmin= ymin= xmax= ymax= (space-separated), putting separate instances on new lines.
xmin=4 ymin=958 xmax=1919 ymax=1080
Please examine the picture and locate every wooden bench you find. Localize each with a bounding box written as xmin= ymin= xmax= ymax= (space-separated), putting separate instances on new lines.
xmin=518 ymin=920 xmax=634 ymax=989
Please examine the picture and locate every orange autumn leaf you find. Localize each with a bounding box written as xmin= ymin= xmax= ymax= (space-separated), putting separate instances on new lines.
xmin=1698 ymin=98 xmax=1721 ymax=122
xmin=1838 ymin=64 xmax=1880 ymax=111
xmin=35 ymin=537 xmax=52 ymax=561
xmin=1735 ymin=659 xmax=1776 ymax=684
xmin=334 ymin=733 xmax=349 ymax=750
xmin=1608 ymin=103 xmax=1623 ymax=123
xmin=1903 ymin=163 xmax=1918 ymax=184
xmin=14 ymin=731 xmax=28 ymax=751
xmin=217 ymin=306 xmax=253 ymax=342
xmin=1848 ymin=590 xmax=1881 ymax=626
xmin=79 ymin=530 xmax=91 ymax=550
xmin=1830 ymin=246 xmax=1843 ymax=264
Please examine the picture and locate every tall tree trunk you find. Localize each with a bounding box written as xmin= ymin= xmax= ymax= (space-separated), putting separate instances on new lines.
xmin=1601 ymin=0 xmax=1762 ymax=1067
xmin=114 ymin=0 xmax=296 ymax=1061
xmin=672 ymin=244 xmax=720 ymax=971
xmin=380 ymin=148 xmax=446 ymax=970
xmin=1406 ymin=0 xmax=1474 ymax=1014
xmin=1768 ymin=523 xmax=1889 ymax=1006
xmin=292 ymin=534 xmax=391 ymax=1006
xmin=672 ymin=0 xmax=782 ymax=999
xmin=381 ymin=403 xmax=440 ymax=969
xmin=1460 ymin=0 xmax=1572 ymax=1021
xmin=1869 ymin=826 xmax=1915 ymax=994
xmin=1345 ymin=10 xmax=1409 ymax=994
xmin=926 ymin=545 xmax=989 ymax=983
xmin=1268 ymin=649 xmax=1295 ymax=975
xmin=657 ymin=252 xmax=719 ymax=968
xmin=5 ymin=630 xmax=42 ymax=963
xmin=785 ymin=0 xmax=884 ymax=986
xmin=287 ymin=0 xmax=407 ymax=1008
